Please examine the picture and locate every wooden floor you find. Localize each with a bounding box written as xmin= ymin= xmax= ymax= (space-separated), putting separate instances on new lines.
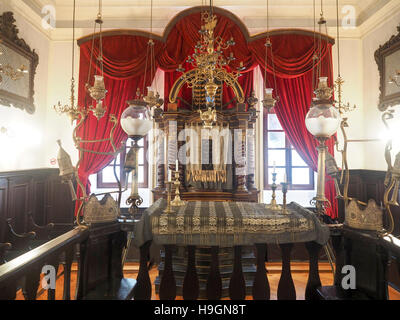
xmin=15 ymin=262 xmax=400 ymax=300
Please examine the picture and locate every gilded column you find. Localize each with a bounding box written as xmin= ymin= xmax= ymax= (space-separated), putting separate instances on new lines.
xmin=234 ymin=112 xmax=248 ymax=193
xmin=156 ymin=121 xmax=165 ymax=190
xmin=246 ymin=125 xmax=256 ymax=190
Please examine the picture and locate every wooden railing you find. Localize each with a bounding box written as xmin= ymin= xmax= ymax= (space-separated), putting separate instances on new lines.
xmin=0 ymin=227 xmax=89 ymax=300
xmin=134 ymin=240 xmax=324 ymax=300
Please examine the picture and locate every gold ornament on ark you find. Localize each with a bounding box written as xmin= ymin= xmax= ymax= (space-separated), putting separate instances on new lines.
xmin=176 ymin=10 xmax=244 ymax=129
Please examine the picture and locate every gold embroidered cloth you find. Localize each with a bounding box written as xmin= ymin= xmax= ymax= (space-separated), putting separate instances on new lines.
xmin=133 ymin=199 xmax=329 ymax=247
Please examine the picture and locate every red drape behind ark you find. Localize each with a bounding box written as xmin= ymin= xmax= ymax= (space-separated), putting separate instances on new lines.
xmin=76 ymin=11 xmax=337 ymax=218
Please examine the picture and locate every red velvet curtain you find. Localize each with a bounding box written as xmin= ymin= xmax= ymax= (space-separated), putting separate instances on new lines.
xmin=75 ymin=35 xmax=161 ymax=214
xmin=253 ymin=34 xmax=338 ymax=218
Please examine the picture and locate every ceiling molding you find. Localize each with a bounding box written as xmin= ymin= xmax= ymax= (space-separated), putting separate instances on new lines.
xmin=8 ymin=0 xmax=52 ymax=40
xmin=357 ymin=0 xmax=391 ymax=26
xmin=5 ymin=1 xmax=399 ymax=42
xmin=358 ymin=0 xmax=400 ymax=38
xmin=76 ymin=6 xmax=335 ymax=46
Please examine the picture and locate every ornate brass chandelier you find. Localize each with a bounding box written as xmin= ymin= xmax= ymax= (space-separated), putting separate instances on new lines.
xmin=176 ymin=0 xmax=244 ymax=128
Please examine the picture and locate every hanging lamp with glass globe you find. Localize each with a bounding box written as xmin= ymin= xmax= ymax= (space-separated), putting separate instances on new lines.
xmin=305 ymin=77 xmax=341 ymax=139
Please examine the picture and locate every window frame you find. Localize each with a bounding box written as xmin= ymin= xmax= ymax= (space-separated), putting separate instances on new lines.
xmin=263 ymin=111 xmax=314 ymax=191
xmin=97 ymin=136 xmax=149 ymax=189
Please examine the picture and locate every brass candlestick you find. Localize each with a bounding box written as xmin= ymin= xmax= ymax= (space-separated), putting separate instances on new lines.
xmin=171 ymin=170 xmax=186 ymax=207
xmin=125 ymin=137 xmax=143 ymax=215
xmin=281 ymin=182 xmax=289 ymax=214
xmin=266 ymin=172 xmax=281 ymax=211
xmin=163 ymin=181 xmax=175 ymax=214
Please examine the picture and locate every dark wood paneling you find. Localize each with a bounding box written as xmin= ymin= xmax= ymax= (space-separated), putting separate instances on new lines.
xmin=0 ymin=169 xmax=75 ymax=240
xmin=7 ymin=175 xmax=31 ymax=234
xmin=31 ymin=178 xmax=47 ymax=226
xmin=45 ymin=175 xmax=74 ymax=235
xmin=0 ymin=179 xmax=8 ymax=243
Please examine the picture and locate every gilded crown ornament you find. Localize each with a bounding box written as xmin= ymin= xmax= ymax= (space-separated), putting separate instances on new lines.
xmin=345 ymin=199 xmax=383 ymax=232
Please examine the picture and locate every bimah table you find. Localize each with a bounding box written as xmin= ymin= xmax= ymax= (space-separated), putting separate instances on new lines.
xmin=132 ymin=199 xmax=330 ymax=300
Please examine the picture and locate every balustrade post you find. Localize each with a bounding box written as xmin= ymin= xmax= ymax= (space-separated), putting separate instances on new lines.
xmin=75 ymin=240 xmax=88 ymax=300
xmin=48 ymin=259 xmax=59 ymax=300
xmin=252 ymin=243 xmax=270 ymax=300
xmin=62 ymin=246 xmax=74 ymax=300
xmin=206 ymin=246 xmax=222 ymax=300
xmin=22 ymin=265 xmax=41 ymax=300
xmin=229 ymin=245 xmax=246 ymax=300
xmin=305 ymin=241 xmax=322 ymax=300
xmin=277 ymin=243 xmax=296 ymax=300
xmin=331 ymin=233 xmax=344 ymax=286
xmin=159 ymin=245 xmax=176 ymax=300
xmin=134 ymin=240 xmax=152 ymax=300
xmin=183 ymin=245 xmax=199 ymax=300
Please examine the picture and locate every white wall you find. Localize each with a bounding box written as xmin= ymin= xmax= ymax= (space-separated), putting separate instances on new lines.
xmin=362 ymin=11 xmax=400 ymax=170
xmin=331 ymin=37 xmax=365 ymax=170
xmin=44 ymin=39 xmax=80 ymax=167
xmin=0 ymin=2 xmax=50 ymax=171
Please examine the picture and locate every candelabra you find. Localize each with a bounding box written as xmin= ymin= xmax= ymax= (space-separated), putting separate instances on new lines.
xmin=171 ymin=170 xmax=186 ymax=207
xmin=266 ymin=172 xmax=281 ymax=211
xmin=163 ymin=181 xmax=175 ymax=214
xmin=281 ymin=182 xmax=289 ymax=214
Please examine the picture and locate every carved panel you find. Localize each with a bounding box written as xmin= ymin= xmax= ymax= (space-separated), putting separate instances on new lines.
xmin=7 ymin=175 xmax=31 ymax=233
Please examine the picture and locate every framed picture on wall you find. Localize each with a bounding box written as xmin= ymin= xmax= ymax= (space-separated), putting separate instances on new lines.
xmin=0 ymin=11 xmax=38 ymax=114
xmin=375 ymin=24 xmax=400 ymax=111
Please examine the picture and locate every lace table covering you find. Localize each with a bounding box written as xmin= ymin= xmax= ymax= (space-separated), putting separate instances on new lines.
xmin=133 ymin=199 xmax=329 ymax=247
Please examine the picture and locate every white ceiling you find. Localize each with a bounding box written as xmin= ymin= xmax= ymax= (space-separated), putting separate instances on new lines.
xmin=25 ymin=0 xmax=389 ymax=30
